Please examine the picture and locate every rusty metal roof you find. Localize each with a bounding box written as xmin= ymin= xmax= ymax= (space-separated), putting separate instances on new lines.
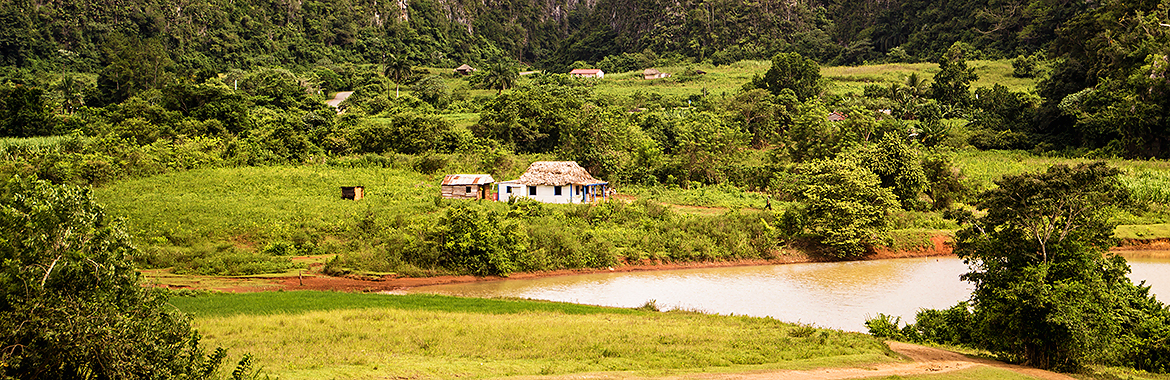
xmin=442 ymin=174 xmax=495 ymax=186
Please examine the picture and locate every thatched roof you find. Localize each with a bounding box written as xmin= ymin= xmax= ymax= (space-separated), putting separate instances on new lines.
xmin=643 ymin=68 xmax=661 ymax=75
xmin=513 ymin=161 xmax=607 ymax=186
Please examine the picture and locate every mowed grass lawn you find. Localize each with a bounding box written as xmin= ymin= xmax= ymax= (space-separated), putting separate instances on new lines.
xmin=172 ymin=292 xmax=897 ymax=380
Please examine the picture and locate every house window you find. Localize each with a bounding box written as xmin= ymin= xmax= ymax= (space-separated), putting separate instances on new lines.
xmin=529 ymin=186 xmax=536 ymax=196
xmin=466 ymin=186 xmax=472 ymax=193
xmin=554 ymin=186 xmax=562 ymax=196
xmin=506 ymin=186 xmax=512 ymax=194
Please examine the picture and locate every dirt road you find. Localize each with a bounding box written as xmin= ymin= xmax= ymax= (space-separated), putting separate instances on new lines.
xmin=507 ymin=342 xmax=1073 ymax=380
xmin=692 ymin=341 xmax=1074 ymax=380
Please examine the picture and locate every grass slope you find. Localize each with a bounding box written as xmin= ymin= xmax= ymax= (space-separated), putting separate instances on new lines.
xmin=173 ymin=292 xmax=895 ymax=380
xmin=94 ymin=165 xmax=435 ymax=249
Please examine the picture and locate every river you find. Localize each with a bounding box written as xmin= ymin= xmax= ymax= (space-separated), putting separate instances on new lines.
xmin=404 ymin=254 xmax=1170 ymax=332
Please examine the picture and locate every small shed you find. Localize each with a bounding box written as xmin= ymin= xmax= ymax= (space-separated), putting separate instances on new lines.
xmin=643 ymin=68 xmax=671 ymax=80
xmin=569 ymin=69 xmax=605 ymax=79
xmin=341 ymin=186 xmax=364 ymax=200
xmin=827 ymin=111 xmax=848 ymax=122
xmin=498 ymin=161 xmax=608 ymax=204
xmin=441 ymin=174 xmax=495 ymax=200
xmin=454 ymin=64 xmax=477 ymax=75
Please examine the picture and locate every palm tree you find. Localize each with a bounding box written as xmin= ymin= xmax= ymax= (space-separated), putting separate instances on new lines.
xmin=483 ymin=61 xmax=519 ymax=94
xmin=385 ymin=54 xmax=412 ymax=97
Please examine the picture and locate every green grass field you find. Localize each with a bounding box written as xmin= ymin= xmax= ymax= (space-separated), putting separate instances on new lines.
xmin=563 ymin=59 xmax=1040 ymax=100
xmin=171 ymin=291 xmax=896 ymax=380
xmin=93 ymin=165 xmax=437 ymax=245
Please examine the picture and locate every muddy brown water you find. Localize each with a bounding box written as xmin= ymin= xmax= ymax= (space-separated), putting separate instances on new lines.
xmin=404 ymin=254 xmax=1170 ymax=332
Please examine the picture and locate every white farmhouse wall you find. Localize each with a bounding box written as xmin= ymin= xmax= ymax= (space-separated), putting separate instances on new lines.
xmin=498 ymin=184 xmax=587 ymax=204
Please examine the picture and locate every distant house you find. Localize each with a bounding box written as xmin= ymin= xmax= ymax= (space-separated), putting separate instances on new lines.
xmin=643 ymin=68 xmax=671 ymax=80
xmin=498 ymin=161 xmax=609 ymax=204
xmin=569 ymin=69 xmax=605 ymax=79
xmin=441 ymin=174 xmax=495 ymax=200
xmin=827 ymin=111 xmax=848 ymax=122
xmin=454 ymin=64 xmax=477 ymax=75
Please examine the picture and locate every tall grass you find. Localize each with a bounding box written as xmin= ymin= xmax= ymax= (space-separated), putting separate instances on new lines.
xmin=953 ymin=149 xmax=1170 ymax=199
xmin=821 ymin=60 xmax=1038 ymax=96
xmin=175 ymin=291 xmax=894 ymax=380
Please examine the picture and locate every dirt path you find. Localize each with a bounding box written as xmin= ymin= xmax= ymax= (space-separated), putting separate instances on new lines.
xmin=325 ymin=91 xmax=353 ymax=108
xmin=684 ymin=341 xmax=1075 ymax=380
xmin=510 ymin=342 xmax=1072 ymax=380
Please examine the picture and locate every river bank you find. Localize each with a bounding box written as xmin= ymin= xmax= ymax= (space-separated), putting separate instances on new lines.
xmin=159 ymin=234 xmax=1170 ymax=293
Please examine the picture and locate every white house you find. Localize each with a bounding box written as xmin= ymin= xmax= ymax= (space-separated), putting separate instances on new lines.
xmin=498 ymin=161 xmax=609 ymax=204
xmin=569 ymin=69 xmax=605 ymax=79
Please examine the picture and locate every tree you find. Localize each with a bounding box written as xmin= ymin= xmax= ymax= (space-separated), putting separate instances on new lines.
xmin=930 ymin=43 xmax=977 ymax=107
xmin=945 ymin=163 xmax=1165 ymax=371
xmin=672 ymin=111 xmax=749 ymax=185
xmin=0 ymin=177 xmax=225 ymax=379
xmin=437 ymin=204 xmax=525 ymax=276
xmin=472 ymin=82 xmax=591 ymax=153
xmin=791 ymin=157 xmax=899 ymax=258
xmin=751 ymin=52 xmax=823 ymax=101
xmin=90 ymin=34 xmax=175 ymax=107
xmin=847 ymin=134 xmax=928 ymax=209
xmin=0 ymin=83 xmax=57 ymax=137
xmin=721 ymin=88 xmax=780 ymax=149
xmin=482 ymin=60 xmax=519 ymax=94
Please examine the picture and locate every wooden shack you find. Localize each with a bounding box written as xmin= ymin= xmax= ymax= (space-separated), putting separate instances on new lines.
xmin=441 ymin=174 xmax=495 ymax=200
xmin=341 ymin=186 xmax=364 ymax=200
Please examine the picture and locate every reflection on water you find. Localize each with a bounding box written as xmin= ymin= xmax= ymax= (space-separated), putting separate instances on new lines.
xmin=407 ymin=256 xmax=1170 ymax=332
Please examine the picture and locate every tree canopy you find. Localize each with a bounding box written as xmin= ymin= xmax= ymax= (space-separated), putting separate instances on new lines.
xmin=0 ymin=177 xmax=226 ymax=379
xmin=870 ymin=162 xmax=1170 ymax=372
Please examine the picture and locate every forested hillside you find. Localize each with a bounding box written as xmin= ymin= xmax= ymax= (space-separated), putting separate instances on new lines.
xmin=3 ymin=0 xmax=1167 ymax=158
xmin=0 ymin=0 xmax=1092 ymax=72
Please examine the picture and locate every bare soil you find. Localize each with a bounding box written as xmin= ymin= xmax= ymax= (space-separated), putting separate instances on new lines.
xmin=506 ymin=341 xmax=1073 ymax=380
xmin=684 ymin=341 xmax=1075 ymax=380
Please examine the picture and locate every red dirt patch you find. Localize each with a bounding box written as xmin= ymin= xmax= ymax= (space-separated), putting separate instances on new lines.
xmin=1113 ymin=237 xmax=1170 ymax=251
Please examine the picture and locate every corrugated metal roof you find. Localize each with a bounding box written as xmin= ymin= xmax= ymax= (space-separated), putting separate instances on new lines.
xmin=442 ymin=174 xmax=495 ymax=186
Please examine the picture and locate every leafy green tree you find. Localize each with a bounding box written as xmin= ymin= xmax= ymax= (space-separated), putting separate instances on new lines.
xmin=473 ymin=82 xmax=591 ymax=153
xmin=409 ymin=75 xmax=449 ymax=108
xmin=672 ymin=111 xmax=749 ymax=185
xmin=751 ymin=52 xmax=823 ymax=101
xmin=930 ymin=43 xmax=977 ymax=108
xmin=791 ymin=157 xmax=899 ymax=258
xmin=786 ymin=100 xmax=844 ymax=162
xmin=0 ymin=177 xmax=226 ymax=379
xmin=0 ymin=83 xmax=57 ymax=137
xmin=90 ymin=34 xmax=175 ymax=107
xmin=437 ymin=204 xmax=525 ymax=276
xmin=721 ymin=88 xmax=782 ymax=149
xmin=944 ymin=162 xmax=1165 ymax=371
xmin=847 ymin=134 xmax=928 ymax=209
